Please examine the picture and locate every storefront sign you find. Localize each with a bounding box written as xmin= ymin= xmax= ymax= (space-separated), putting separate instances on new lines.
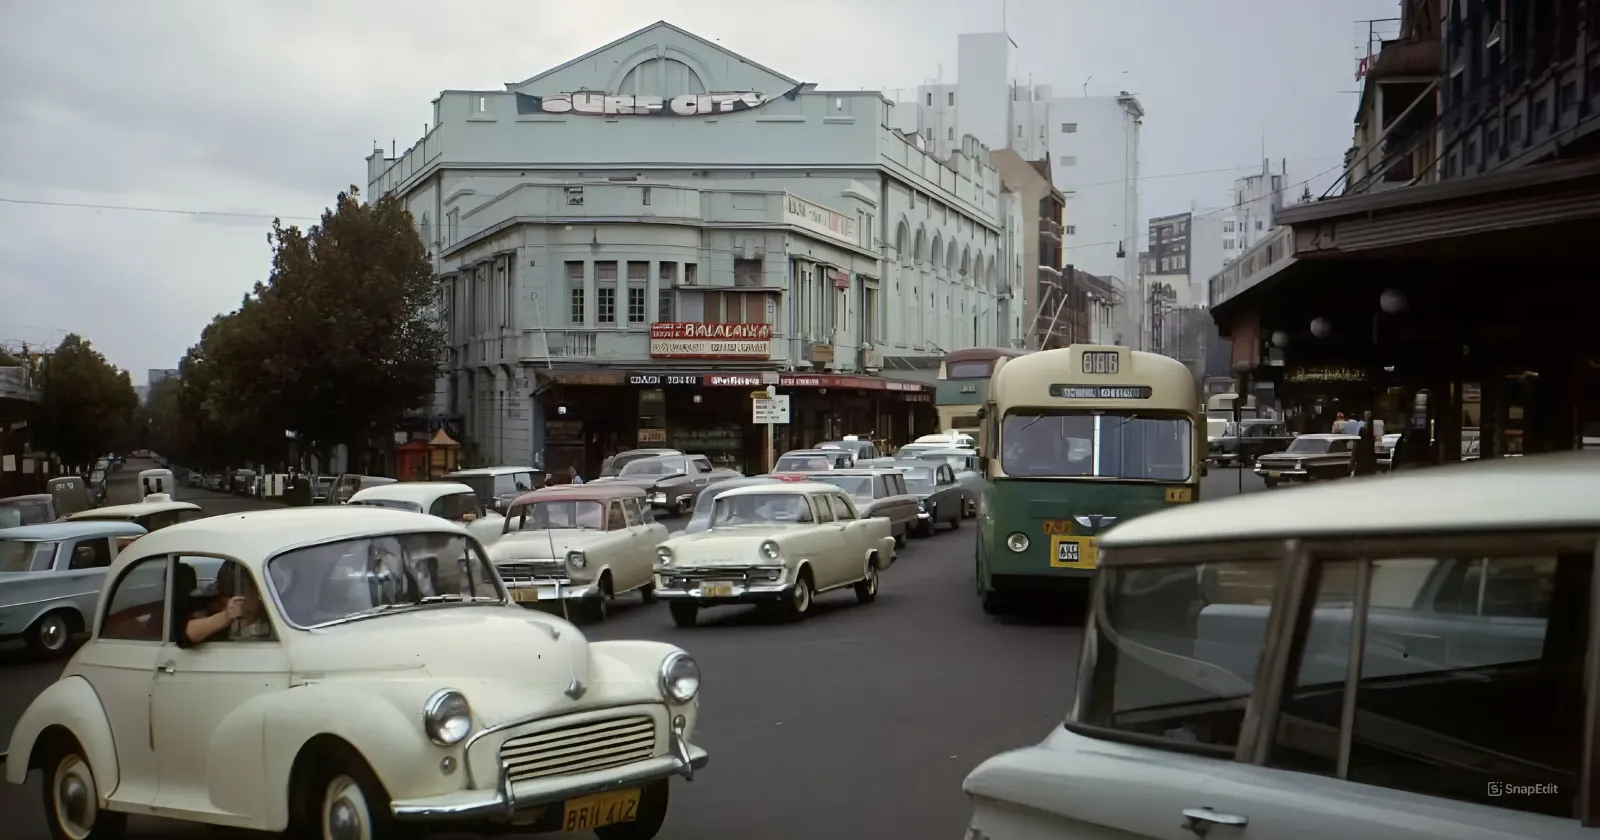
xmin=706 ymin=374 xmax=765 ymax=387
xmin=549 ymin=372 xmax=626 ymax=386
xmin=784 ymin=194 xmax=857 ymax=245
xmin=628 ymin=373 xmax=701 ymax=386
xmin=650 ymin=322 xmax=773 ymax=359
xmin=515 ymin=87 xmax=801 ymax=117
xmin=1049 ymin=385 xmax=1153 ymax=400
xmin=637 ymin=428 xmax=667 ymax=444
xmin=752 ymin=395 xmax=791 ymax=424
xmin=1286 ymin=366 xmax=1366 ymax=384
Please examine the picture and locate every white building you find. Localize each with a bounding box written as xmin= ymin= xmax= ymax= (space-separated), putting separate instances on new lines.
xmin=1226 ymin=159 xmax=1290 ymax=258
xmin=891 ymin=34 xmax=1143 ymax=347
xmin=365 ymin=21 xmax=1016 ymax=469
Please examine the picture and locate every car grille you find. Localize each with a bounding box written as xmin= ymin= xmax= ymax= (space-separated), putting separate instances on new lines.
xmin=499 ymin=715 xmax=657 ymax=783
xmin=497 ymin=560 xmax=567 ymax=584
xmin=665 ymin=567 xmax=781 ymax=585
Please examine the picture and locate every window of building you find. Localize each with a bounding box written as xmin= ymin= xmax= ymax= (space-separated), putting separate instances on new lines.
xmin=733 ymin=258 xmax=763 ymax=288
xmin=1015 ymin=124 xmax=1022 ymax=138
xmin=566 ymin=261 xmax=584 ymax=323
xmin=626 ymin=261 xmax=648 ymax=324
xmin=1060 ymin=155 xmax=1076 ymax=166
xmin=948 ymin=127 xmax=955 ymax=141
xmin=446 ymin=208 xmax=459 ymax=246
xmin=948 ymin=91 xmax=955 ymax=106
xmin=596 ymin=261 xmax=618 ymax=324
xmin=702 ymin=290 xmax=771 ymax=325
xmin=1064 ymin=225 xmax=1076 ymax=235
xmin=1062 ymin=122 xmax=1078 ymax=133
xmin=1225 ymin=238 xmax=1235 ymax=250
xmin=658 ymin=289 xmax=674 ymax=322
xmin=684 ymin=263 xmax=697 ymax=286
xmin=926 ymin=92 xmax=932 ymax=106
xmin=1256 ymin=220 xmax=1264 ymax=230
xmin=925 ymin=127 xmax=933 ymax=141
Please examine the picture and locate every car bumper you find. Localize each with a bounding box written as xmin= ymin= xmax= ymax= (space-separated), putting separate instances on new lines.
xmin=390 ymin=719 xmax=708 ymax=822
xmin=653 ymin=576 xmax=790 ymax=603
xmin=503 ymin=581 xmax=603 ymax=603
xmin=1254 ymin=467 xmax=1308 ymax=481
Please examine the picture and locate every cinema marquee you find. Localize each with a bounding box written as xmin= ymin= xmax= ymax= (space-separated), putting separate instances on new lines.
xmin=515 ymin=86 xmax=802 ymax=118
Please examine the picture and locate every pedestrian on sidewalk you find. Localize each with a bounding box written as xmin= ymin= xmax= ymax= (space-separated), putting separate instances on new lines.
xmin=1352 ymin=413 xmax=1378 ymax=476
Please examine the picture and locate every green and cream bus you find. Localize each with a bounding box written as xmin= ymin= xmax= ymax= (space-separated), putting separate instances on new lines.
xmin=935 ymin=348 xmax=1033 ymax=436
xmin=974 ymin=345 xmax=1203 ymax=614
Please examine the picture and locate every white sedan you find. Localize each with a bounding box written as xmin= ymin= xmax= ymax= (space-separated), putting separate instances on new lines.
xmin=653 ymin=482 xmax=895 ymax=627
xmin=347 ymin=481 xmax=505 ymax=545
xmin=4 ymin=506 xmax=706 ymax=839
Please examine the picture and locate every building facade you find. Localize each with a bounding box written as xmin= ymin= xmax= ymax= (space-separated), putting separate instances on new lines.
xmin=367 ymin=21 xmax=1012 ymax=475
xmin=988 ymin=149 xmax=1067 ymax=348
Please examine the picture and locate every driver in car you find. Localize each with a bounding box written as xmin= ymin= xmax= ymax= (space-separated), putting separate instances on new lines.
xmin=181 ymin=571 xmax=270 ymax=645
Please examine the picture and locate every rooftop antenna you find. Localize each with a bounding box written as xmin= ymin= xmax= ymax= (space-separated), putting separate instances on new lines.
xmin=391 ymin=139 xmax=396 ymax=157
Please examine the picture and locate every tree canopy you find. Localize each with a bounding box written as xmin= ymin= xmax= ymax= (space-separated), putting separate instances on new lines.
xmin=33 ymin=334 xmax=140 ymax=467
xmin=160 ymin=188 xmax=444 ymax=469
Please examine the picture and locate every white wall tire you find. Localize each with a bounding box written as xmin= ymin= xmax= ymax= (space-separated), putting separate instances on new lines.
xmin=27 ymin=611 xmax=74 ymax=658
xmin=854 ymin=562 xmax=879 ymax=604
xmin=40 ymin=739 xmax=125 ymax=840
xmin=321 ymin=774 xmax=375 ymax=840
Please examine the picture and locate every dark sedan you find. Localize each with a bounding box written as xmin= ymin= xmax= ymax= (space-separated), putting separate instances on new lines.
xmin=605 ymin=453 xmax=742 ymax=514
xmin=1253 ymin=434 xmax=1358 ymax=487
xmin=891 ymin=460 xmax=964 ymax=536
xmin=592 ymin=448 xmax=683 ymax=482
xmin=1208 ymin=418 xmax=1293 ymax=467
xmin=682 ymin=476 xmax=786 ymax=534
xmin=909 ymin=447 xmax=982 ymax=517
xmin=808 ymin=469 xmax=920 ymax=546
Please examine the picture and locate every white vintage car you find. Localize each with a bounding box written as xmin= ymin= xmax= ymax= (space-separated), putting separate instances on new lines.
xmin=66 ymin=493 xmax=201 ymax=533
xmin=653 ymin=482 xmax=896 ymax=627
xmin=347 ymin=480 xmax=505 ymax=546
xmin=489 ymin=484 xmax=669 ymax=622
xmin=4 ymin=507 xmax=706 ymax=839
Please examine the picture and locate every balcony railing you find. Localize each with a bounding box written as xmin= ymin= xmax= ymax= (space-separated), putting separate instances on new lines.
xmin=1039 ymin=218 xmax=1063 ymax=240
xmin=0 ymin=368 xmax=39 ymax=403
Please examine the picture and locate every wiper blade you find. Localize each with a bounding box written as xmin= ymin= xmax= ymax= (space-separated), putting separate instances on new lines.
xmin=341 ymin=603 xmax=412 ymax=620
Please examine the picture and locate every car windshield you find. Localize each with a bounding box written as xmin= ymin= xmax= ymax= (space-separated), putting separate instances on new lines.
xmin=900 ymin=466 xmax=935 ymax=493
xmin=265 ymin=532 xmax=502 ymax=627
xmin=1286 ymin=437 xmax=1332 ymax=454
xmin=775 ymin=454 xmax=832 ymax=472
xmin=493 ymin=473 xmax=535 ymax=496
xmin=0 ymin=539 xmax=58 ymax=573
xmin=0 ymin=498 xmax=53 ymax=526
xmin=1001 ymin=412 xmax=1193 ymax=481
xmin=606 ymin=452 xmax=667 ymax=476
xmin=812 ymin=475 xmax=874 ymax=501
xmin=619 ymin=458 xmax=681 ymax=477
xmin=711 ymin=493 xmax=814 ymax=526
xmin=348 ymin=498 xmax=425 ymax=513
xmin=507 ymin=500 xmax=605 ymax=531
xmin=919 ymin=453 xmax=969 ymax=472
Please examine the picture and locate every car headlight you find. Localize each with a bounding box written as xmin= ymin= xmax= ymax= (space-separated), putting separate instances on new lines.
xmin=759 ymin=540 xmax=781 ymax=561
xmin=423 ymin=689 xmax=473 ymax=746
xmin=566 ymin=550 xmax=586 ymax=569
xmin=659 ymin=651 xmax=701 ymax=704
xmin=656 ymin=545 xmax=673 ymax=564
xmin=1295 ymin=461 xmax=1304 ymax=470
xmin=1006 ymin=532 xmax=1030 ymax=552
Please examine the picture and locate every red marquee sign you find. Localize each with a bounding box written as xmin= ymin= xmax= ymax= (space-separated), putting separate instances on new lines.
xmin=650 ymin=322 xmax=773 ymax=360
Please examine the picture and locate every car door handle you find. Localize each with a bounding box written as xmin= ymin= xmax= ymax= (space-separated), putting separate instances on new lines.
xmin=157 ymin=660 xmax=176 ymax=675
xmin=1181 ymin=807 xmax=1247 ymax=835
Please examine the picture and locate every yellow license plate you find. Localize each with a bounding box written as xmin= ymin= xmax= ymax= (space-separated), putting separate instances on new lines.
xmin=1165 ymin=487 xmax=1193 ymax=503
xmin=512 ymin=588 xmax=540 ymax=603
xmin=562 ymin=787 xmax=640 ymax=832
xmin=1049 ymin=536 xmax=1098 ymax=569
xmin=703 ymin=583 xmax=735 ymax=597
xmin=1267 ymin=471 xmax=1281 ymax=479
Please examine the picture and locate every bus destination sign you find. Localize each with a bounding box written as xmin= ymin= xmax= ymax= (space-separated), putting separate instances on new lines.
xmin=1049 ymin=385 xmax=1152 ymax=400
xmin=1081 ymin=351 xmax=1120 ymax=374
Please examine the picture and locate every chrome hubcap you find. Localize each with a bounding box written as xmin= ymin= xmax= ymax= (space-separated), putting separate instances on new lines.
xmin=52 ymin=756 xmax=96 ymax=840
xmin=867 ymin=569 xmax=878 ymax=593
xmin=323 ymin=776 xmax=369 ymax=840
xmin=794 ymin=581 xmax=810 ymax=611
xmin=40 ymin=616 xmax=67 ymax=650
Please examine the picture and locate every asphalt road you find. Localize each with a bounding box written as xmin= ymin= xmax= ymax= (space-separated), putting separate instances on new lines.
xmin=0 ymin=463 xmax=1262 ymax=839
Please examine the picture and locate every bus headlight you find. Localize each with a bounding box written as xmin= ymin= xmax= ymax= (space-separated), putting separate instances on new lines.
xmin=1006 ymin=532 xmax=1030 ymax=552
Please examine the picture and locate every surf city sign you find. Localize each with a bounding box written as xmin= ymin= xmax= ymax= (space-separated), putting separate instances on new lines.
xmin=515 ymin=86 xmax=802 ymax=118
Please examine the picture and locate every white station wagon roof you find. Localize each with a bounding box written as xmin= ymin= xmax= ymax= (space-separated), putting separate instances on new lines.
xmin=1101 ymin=451 xmax=1600 ymax=549
xmin=714 ymin=482 xmax=843 ymax=499
xmin=67 ymin=495 xmax=201 ymax=520
xmin=116 ymin=506 xmax=469 ymax=568
xmin=349 ymin=481 xmax=477 ymax=505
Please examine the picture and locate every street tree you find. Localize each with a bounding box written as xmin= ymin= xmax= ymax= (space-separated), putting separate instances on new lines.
xmin=33 ymin=334 xmax=140 ymax=468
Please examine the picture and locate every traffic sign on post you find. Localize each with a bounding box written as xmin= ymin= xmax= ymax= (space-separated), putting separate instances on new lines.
xmin=752 ymin=395 xmax=790 ymax=425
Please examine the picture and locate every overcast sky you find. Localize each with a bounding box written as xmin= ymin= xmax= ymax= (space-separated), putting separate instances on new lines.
xmin=0 ymin=0 xmax=1403 ymax=380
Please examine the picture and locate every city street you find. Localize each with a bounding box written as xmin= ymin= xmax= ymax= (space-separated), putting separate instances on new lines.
xmin=0 ymin=464 xmax=1262 ymax=839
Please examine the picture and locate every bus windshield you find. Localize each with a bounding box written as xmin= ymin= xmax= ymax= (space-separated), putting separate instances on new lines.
xmin=1001 ymin=412 xmax=1193 ymax=481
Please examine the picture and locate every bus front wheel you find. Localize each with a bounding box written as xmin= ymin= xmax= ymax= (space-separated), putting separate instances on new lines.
xmin=980 ymin=590 xmax=1012 ymax=616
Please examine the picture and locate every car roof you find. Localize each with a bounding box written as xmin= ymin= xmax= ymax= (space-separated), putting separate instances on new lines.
xmin=913 ymin=448 xmax=974 ymax=456
xmin=444 ymin=466 xmax=539 ymax=476
xmin=1290 ymin=433 xmax=1359 ymax=441
xmin=67 ymin=497 xmax=202 ymax=519
xmin=780 ymin=450 xmax=839 ymax=456
xmin=1101 ymin=451 xmax=1600 ymax=549
xmin=116 ymin=506 xmax=468 ymax=569
xmin=700 ymin=476 xmax=784 ymax=493
xmin=349 ymin=482 xmax=476 ymax=504
xmin=813 ymin=469 xmax=899 ymax=477
xmin=509 ymin=484 xmax=646 ymax=506
xmin=0 ymin=520 xmax=148 ymax=540
xmin=0 ymin=494 xmax=51 ymax=503
xmin=715 ymin=482 xmax=843 ymax=499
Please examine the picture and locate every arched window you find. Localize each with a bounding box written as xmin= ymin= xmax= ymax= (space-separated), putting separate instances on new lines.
xmin=914 ymin=227 xmax=927 ymax=263
xmin=896 ymin=221 xmax=911 ymax=264
xmin=960 ymin=245 xmax=972 ymax=278
xmin=930 ymin=233 xmax=943 ymax=270
xmin=946 ymin=240 xmax=959 ymax=275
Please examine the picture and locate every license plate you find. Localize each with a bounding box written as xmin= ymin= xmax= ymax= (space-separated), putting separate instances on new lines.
xmin=511 ymin=588 xmax=540 ymax=603
xmin=562 ymin=787 xmax=640 ymax=832
xmin=1050 ymin=536 xmax=1098 ymax=569
xmin=702 ymin=583 xmax=735 ymax=597
xmin=1267 ymin=471 xmax=1281 ymax=479
xmin=1165 ymin=487 xmax=1193 ymax=503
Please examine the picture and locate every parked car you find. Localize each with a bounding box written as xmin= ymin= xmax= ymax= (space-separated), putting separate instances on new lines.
xmin=4 ymin=506 xmax=708 ymax=838
xmin=682 ymin=476 xmax=787 ymax=535
xmin=962 ymin=451 xmax=1597 ymax=840
xmin=65 ymin=493 xmax=202 ymax=533
xmin=607 ymin=454 xmax=741 ymax=515
xmin=490 ymin=484 xmax=670 ymax=621
xmin=310 ymin=474 xmax=335 ymax=503
xmin=0 ymin=520 xmax=147 ymax=656
xmin=908 ymin=447 xmax=982 ymax=517
xmin=442 ymin=465 xmax=546 ymax=513
xmin=1208 ymin=418 xmax=1294 ymax=467
xmin=347 ymin=481 xmax=505 ymax=545
xmin=325 ymin=473 xmax=399 ymax=505
xmin=771 ymin=449 xmax=855 ymax=476
xmin=592 ymin=449 xmax=684 ymax=483
xmin=807 ymin=469 xmax=919 ymax=546
xmin=891 ymin=460 xmax=964 ymax=536
xmin=653 ymin=482 xmax=895 ymax=627
xmin=1253 ymin=433 xmax=1359 ymax=487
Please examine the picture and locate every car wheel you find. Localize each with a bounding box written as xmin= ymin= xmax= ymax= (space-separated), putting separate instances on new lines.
xmin=593 ymin=778 xmax=670 ymax=840
xmin=677 ymin=497 xmax=692 ymax=516
xmin=40 ymin=735 xmax=126 ymax=840
xmin=27 ymin=611 xmax=75 ymax=659
xmin=293 ymin=750 xmax=409 ymax=840
xmin=853 ymin=559 xmax=880 ymax=604
xmin=588 ymin=575 xmax=615 ymax=622
xmin=781 ymin=573 xmax=813 ymax=622
xmin=640 ymin=582 xmax=658 ymax=604
xmin=893 ymin=530 xmax=907 ymax=549
xmin=668 ymin=601 xmax=698 ymax=628
xmin=948 ymin=509 xmax=960 ymax=530
xmin=916 ymin=516 xmax=934 ymax=538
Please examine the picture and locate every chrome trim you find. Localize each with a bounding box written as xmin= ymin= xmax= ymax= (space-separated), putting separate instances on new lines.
xmin=391 ymin=718 xmax=708 ymax=821
xmin=1335 ymin=557 xmax=1372 ymax=779
xmin=423 ymin=688 xmax=471 ymax=747
xmin=655 ymin=581 xmax=789 ymax=599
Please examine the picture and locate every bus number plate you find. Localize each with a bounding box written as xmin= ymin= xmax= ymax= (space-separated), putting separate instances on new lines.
xmin=1082 ymin=351 xmax=1119 ymax=374
xmin=1050 ymin=536 xmax=1098 ymax=569
xmin=1041 ymin=519 xmax=1073 ymax=535
xmin=1165 ymin=487 xmax=1193 ymax=503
